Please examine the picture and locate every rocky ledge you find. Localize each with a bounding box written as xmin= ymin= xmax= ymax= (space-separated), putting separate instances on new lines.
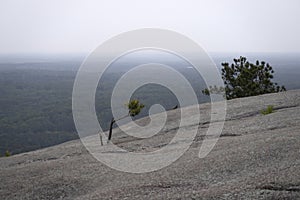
xmin=0 ymin=90 xmax=300 ymax=199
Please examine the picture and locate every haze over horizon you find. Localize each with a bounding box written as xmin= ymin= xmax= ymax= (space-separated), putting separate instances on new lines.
xmin=1 ymin=0 xmax=300 ymax=55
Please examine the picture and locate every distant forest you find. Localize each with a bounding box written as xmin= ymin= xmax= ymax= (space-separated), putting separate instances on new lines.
xmin=1 ymin=52 xmax=300 ymax=155
xmin=0 ymin=60 xmax=208 ymax=155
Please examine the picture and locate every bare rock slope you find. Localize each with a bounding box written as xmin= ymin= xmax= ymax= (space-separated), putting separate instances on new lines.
xmin=1 ymin=90 xmax=300 ymax=199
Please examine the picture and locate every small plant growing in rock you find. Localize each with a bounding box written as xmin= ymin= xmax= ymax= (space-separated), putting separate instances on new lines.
xmin=261 ymin=105 xmax=274 ymax=115
xmin=5 ymin=150 xmax=11 ymax=157
xmin=104 ymin=99 xmax=144 ymax=144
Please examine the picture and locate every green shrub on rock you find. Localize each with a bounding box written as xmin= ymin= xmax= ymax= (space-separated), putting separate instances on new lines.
xmin=203 ymin=56 xmax=286 ymax=100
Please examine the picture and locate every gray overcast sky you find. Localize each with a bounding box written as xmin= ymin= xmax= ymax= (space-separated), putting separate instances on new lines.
xmin=0 ymin=0 xmax=299 ymax=54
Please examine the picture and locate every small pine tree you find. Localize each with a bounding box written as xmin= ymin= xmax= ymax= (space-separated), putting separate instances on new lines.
xmin=127 ymin=99 xmax=145 ymax=117
xmin=5 ymin=150 xmax=11 ymax=157
xmin=106 ymin=99 xmax=144 ymax=143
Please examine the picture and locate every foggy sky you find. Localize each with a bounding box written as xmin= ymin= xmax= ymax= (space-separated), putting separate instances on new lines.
xmin=1 ymin=0 xmax=300 ymax=54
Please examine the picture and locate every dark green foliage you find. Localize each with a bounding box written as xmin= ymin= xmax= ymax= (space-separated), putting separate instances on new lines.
xmin=203 ymin=56 xmax=286 ymax=99
xmin=221 ymin=56 xmax=286 ymax=99
xmin=202 ymin=88 xmax=210 ymax=96
xmin=261 ymin=105 xmax=274 ymax=115
xmin=202 ymin=85 xmax=225 ymax=96
xmin=5 ymin=150 xmax=11 ymax=157
xmin=127 ymin=99 xmax=145 ymax=117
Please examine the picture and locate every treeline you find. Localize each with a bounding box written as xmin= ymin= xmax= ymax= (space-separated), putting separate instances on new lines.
xmin=0 ymin=66 xmax=208 ymax=155
xmin=0 ymin=69 xmax=77 ymax=155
